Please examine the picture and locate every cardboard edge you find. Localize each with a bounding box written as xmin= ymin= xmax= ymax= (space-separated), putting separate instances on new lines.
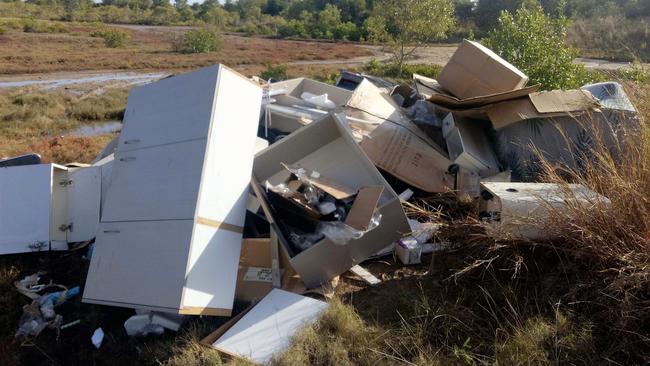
xmin=179 ymin=307 xmax=233 ymax=317
xmin=201 ymin=304 xmax=255 ymax=346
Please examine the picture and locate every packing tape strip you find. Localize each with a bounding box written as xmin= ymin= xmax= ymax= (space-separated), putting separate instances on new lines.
xmin=196 ymin=217 xmax=244 ymax=234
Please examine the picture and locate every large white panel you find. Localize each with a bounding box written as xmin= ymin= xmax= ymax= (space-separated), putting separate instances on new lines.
xmin=101 ymin=139 xmax=206 ymax=222
xmin=67 ymin=166 xmax=101 ymax=243
xmin=212 ymin=289 xmax=328 ymax=364
xmin=181 ymin=224 xmax=242 ymax=312
xmin=195 ymin=68 xmax=262 ymax=226
xmin=0 ymin=165 xmax=52 ymax=254
xmin=116 ymin=66 xmax=220 ymax=153
xmin=83 ymin=220 xmax=193 ymax=311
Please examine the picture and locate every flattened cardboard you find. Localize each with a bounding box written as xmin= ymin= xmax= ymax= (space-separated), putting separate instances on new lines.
xmin=529 ymin=89 xmax=600 ymax=113
xmin=414 ymin=73 xmax=540 ymax=109
xmin=346 ymin=79 xmax=454 ymax=193
xmin=437 ymin=40 xmax=529 ymax=99
xmin=253 ymin=114 xmax=410 ymax=289
xmin=486 ymin=89 xmax=601 ymax=130
xmin=345 ymin=186 xmax=383 ymax=231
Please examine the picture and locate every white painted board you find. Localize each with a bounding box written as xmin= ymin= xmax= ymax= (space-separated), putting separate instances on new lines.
xmin=66 ymin=166 xmax=101 ymax=243
xmin=212 ymin=289 xmax=328 ymax=365
xmin=0 ymin=164 xmax=52 ymax=254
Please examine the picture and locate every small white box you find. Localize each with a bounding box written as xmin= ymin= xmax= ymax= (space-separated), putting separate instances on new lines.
xmin=396 ymin=238 xmax=422 ymax=265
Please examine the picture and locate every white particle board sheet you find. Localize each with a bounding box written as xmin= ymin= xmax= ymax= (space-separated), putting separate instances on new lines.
xmin=212 ymin=289 xmax=328 ymax=364
xmin=116 ymin=66 xmax=220 ymax=153
xmin=66 ymin=166 xmax=101 ymax=243
xmin=83 ymin=220 xmax=193 ymax=312
xmin=180 ymin=224 xmax=243 ymax=313
xmin=0 ymin=164 xmax=53 ymax=254
xmin=101 ymin=139 xmax=207 ymax=222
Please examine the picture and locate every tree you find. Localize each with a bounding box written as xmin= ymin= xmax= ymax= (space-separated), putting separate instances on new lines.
xmin=366 ymin=0 xmax=455 ymax=76
xmin=483 ymin=2 xmax=590 ymax=89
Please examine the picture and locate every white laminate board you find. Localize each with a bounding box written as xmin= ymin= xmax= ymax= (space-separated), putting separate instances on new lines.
xmin=195 ymin=67 xmax=262 ymax=227
xmin=180 ymin=224 xmax=243 ymax=312
xmin=101 ymin=139 xmax=207 ymax=222
xmin=67 ymin=166 xmax=101 ymax=243
xmin=82 ymin=220 xmax=193 ymax=311
xmin=0 ymin=164 xmax=52 ymax=254
xmin=116 ymin=66 xmax=220 ymax=153
xmin=212 ymin=289 xmax=328 ymax=364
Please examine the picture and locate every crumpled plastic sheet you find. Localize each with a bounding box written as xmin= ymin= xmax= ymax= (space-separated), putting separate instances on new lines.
xmin=319 ymin=211 xmax=382 ymax=245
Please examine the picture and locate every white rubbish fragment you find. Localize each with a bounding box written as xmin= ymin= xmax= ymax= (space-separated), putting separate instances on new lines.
xmin=396 ymin=237 xmax=422 ymax=265
xmin=91 ymin=327 xmax=104 ymax=349
xmin=349 ymin=265 xmax=381 ymax=285
xmin=300 ymin=92 xmax=336 ymax=110
xmin=124 ymin=314 xmax=164 ymax=337
xmin=398 ymin=189 xmax=414 ymax=201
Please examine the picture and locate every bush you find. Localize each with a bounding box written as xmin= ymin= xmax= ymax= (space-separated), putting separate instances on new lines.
xmin=90 ymin=28 xmax=130 ymax=48
xmin=0 ymin=27 xmax=5 ymax=36
xmin=173 ymin=27 xmax=223 ymax=54
xmin=483 ymin=3 xmax=593 ymax=90
xmin=22 ymin=20 xmax=68 ymax=33
xmin=362 ymin=59 xmax=442 ymax=80
xmin=259 ymin=64 xmax=288 ymax=82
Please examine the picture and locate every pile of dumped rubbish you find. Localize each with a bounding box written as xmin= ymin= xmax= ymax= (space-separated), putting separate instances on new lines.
xmin=0 ymin=40 xmax=638 ymax=364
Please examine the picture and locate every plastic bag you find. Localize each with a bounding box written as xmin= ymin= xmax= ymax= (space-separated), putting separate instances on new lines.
xmin=318 ymin=212 xmax=382 ymax=245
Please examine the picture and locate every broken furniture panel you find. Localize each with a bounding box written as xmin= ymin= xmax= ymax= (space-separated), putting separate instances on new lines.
xmin=208 ymin=289 xmax=328 ymax=365
xmin=0 ymin=164 xmax=101 ymax=254
xmin=268 ymin=77 xmax=353 ymax=108
xmin=83 ymin=65 xmax=263 ymax=316
xmin=253 ymin=114 xmax=410 ymax=289
xmin=479 ymin=182 xmax=609 ymax=240
xmin=442 ymin=113 xmax=499 ymax=176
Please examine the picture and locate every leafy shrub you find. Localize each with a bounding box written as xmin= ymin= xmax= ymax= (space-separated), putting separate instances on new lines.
xmin=22 ymin=20 xmax=68 ymax=33
xmin=173 ymin=27 xmax=223 ymax=54
xmin=0 ymin=27 xmax=5 ymax=36
xmin=90 ymin=28 xmax=130 ymax=48
xmin=363 ymin=59 xmax=442 ymax=80
xmin=259 ymin=64 xmax=288 ymax=82
xmin=483 ymin=3 xmax=593 ymax=90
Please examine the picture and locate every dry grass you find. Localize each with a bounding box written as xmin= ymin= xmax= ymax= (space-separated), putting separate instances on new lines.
xmin=0 ymin=20 xmax=371 ymax=74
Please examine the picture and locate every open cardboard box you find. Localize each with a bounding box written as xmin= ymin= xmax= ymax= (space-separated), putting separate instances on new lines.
xmin=252 ymin=114 xmax=410 ymax=289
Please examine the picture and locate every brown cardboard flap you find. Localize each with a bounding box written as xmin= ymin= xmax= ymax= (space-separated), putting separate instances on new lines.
xmin=345 ymin=186 xmax=384 ymax=231
xmin=529 ymin=89 xmax=600 ymax=113
xmin=414 ymin=73 xmax=540 ymax=108
xmin=282 ymin=163 xmax=358 ymax=200
xmin=486 ymin=89 xmax=599 ymax=130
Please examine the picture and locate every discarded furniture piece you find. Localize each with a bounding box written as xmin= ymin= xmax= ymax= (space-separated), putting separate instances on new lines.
xmin=0 ymin=153 xmax=41 ymax=168
xmin=582 ymin=82 xmax=636 ymax=112
xmin=268 ymin=77 xmax=353 ymax=108
xmin=205 ymin=289 xmax=328 ymax=365
xmin=479 ymin=182 xmax=610 ymax=240
xmin=442 ymin=113 xmax=500 ymax=176
xmin=437 ymin=39 xmax=529 ymax=99
xmin=83 ymin=65 xmax=263 ymax=316
xmin=252 ymin=114 xmax=410 ymax=289
xmin=0 ymin=164 xmax=101 ymax=254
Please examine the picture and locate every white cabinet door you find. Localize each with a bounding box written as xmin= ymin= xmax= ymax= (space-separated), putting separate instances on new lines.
xmin=83 ymin=220 xmax=193 ymax=311
xmin=101 ymin=139 xmax=207 ymax=222
xmin=116 ymin=66 xmax=219 ymax=153
xmin=66 ymin=166 xmax=101 ymax=243
xmin=0 ymin=165 xmax=52 ymax=254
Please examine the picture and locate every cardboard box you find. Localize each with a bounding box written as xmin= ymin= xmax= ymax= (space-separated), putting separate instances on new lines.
xmin=438 ymin=40 xmax=529 ymax=99
xmin=252 ymin=114 xmax=411 ymax=289
xmin=83 ymin=65 xmax=262 ymax=316
xmin=346 ymin=79 xmax=455 ymax=193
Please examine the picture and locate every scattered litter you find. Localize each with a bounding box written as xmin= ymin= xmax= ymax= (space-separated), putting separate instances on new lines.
xmin=16 ymin=287 xmax=79 ymax=339
xmin=91 ymin=327 xmax=104 ymax=349
xmin=349 ymin=265 xmax=381 ymax=285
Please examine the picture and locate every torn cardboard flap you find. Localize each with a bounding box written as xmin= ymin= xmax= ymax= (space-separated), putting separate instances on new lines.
xmin=281 ymin=163 xmax=358 ymax=200
xmin=414 ymin=73 xmax=540 ymax=109
xmin=437 ymin=39 xmax=529 ymax=99
xmin=345 ymin=186 xmax=384 ymax=231
xmin=486 ymin=88 xmax=602 ymax=130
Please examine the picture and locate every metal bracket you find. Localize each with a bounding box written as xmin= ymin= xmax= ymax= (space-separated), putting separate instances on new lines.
xmin=59 ymin=223 xmax=73 ymax=232
xmin=59 ymin=179 xmax=73 ymax=187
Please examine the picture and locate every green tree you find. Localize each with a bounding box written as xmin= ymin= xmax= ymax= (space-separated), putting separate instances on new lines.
xmin=483 ymin=2 xmax=590 ymax=89
xmin=366 ymin=0 xmax=455 ymax=76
